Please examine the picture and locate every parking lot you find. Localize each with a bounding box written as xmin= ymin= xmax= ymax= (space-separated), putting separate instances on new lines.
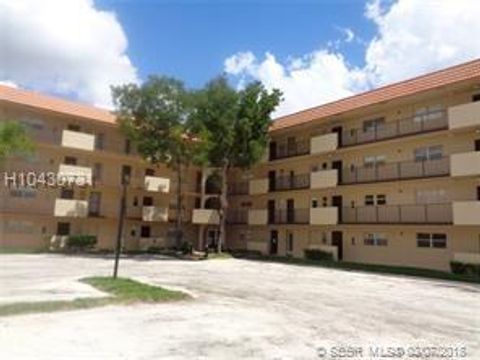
xmin=0 ymin=254 xmax=479 ymax=359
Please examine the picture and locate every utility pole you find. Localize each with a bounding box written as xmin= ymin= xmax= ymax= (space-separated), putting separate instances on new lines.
xmin=113 ymin=173 xmax=129 ymax=279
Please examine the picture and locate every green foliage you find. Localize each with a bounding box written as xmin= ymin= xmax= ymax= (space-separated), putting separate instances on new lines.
xmin=66 ymin=235 xmax=97 ymax=249
xmin=111 ymin=76 xmax=199 ymax=169
xmin=191 ymin=76 xmax=282 ymax=169
xmin=0 ymin=121 xmax=34 ymax=161
xmin=450 ymin=261 xmax=480 ymax=276
xmin=304 ymin=249 xmax=334 ymax=261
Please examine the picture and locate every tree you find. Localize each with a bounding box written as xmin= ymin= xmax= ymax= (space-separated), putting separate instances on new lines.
xmin=0 ymin=121 xmax=34 ymax=161
xmin=112 ymin=77 xmax=201 ymax=251
xmin=192 ymin=77 xmax=282 ymax=252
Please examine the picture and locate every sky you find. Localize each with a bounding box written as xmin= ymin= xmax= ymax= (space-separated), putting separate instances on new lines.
xmin=1 ymin=0 xmax=480 ymax=118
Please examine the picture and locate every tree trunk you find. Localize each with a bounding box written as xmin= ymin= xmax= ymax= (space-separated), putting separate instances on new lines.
xmin=175 ymin=161 xmax=183 ymax=249
xmin=217 ymin=165 xmax=228 ymax=253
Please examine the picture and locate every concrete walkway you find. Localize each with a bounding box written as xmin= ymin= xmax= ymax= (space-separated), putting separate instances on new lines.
xmin=0 ymin=254 xmax=479 ymax=359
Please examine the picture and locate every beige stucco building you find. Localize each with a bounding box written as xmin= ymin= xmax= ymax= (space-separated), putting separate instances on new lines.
xmin=2 ymin=59 xmax=480 ymax=271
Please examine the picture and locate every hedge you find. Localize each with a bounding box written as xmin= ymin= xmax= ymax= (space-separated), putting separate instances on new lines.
xmin=66 ymin=235 xmax=97 ymax=249
xmin=450 ymin=261 xmax=480 ymax=276
xmin=304 ymin=248 xmax=334 ymax=261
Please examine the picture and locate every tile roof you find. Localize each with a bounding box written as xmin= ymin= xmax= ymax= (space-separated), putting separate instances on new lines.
xmin=271 ymin=58 xmax=480 ymax=132
xmin=0 ymin=85 xmax=116 ymax=124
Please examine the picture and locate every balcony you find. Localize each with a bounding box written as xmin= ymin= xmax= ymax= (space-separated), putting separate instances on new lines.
xmin=341 ymin=111 xmax=447 ymax=147
xmin=448 ymin=101 xmax=480 ymax=130
xmin=453 ymin=201 xmax=480 ymax=225
xmin=142 ymin=206 xmax=168 ymax=222
xmin=144 ymin=176 xmax=170 ymax=193
xmin=342 ymin=204 xmax=453 ymax=224
xmin=272 ymin=173 xmax=310 ymax=192
xmin=192 ymin=209 xmax=219 ymax=225
xmin=310 ymin=133 xmax=338 ymax=154
xmin=269 ymin=139 xmax=310 ymax=161
xmin=168 ymin=209 xmax=192 ymax=223
xmin=58 ymin=164 xmax=92 ymax=185
xmin=269 ymin=209 xmax=309 ymax=224
xmin=248 ymin=209 xmax=268 ymax=225
xmin=311 ymin=169 xmax=338 ymax=189
xmin=54 ymin=199 xmax=88 ymax=217
xmin=61 ymin=130 xmax=95 ymax=151
xmin=309 ymin=207 xmax=338 ymax=225
xmin=450 ymin=152 xmax=480 ymax=177
xmin=226 ymin=209 xmax=248 ymax=224
xmin=342 ymin=157 xmax=450 ymax=184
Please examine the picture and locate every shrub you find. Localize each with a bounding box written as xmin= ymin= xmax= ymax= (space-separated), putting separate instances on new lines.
xmin=304 ymin=249 xmax=334 ymax=261
xmin=450 ymin=261 xmax=480 ymax=276
xmin=66 ymin=235 xmax=97 ymax=250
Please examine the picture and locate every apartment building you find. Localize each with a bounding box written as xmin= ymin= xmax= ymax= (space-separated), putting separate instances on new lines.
xmin=0 ymin=86 xmax=204 ymax=251
xmin=1 ymin=60 xmax=480 ymax=272
xmin=226 ymin=59 xmax=480 ymax=271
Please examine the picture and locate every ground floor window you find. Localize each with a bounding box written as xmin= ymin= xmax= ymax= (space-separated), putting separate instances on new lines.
xmin=140 ymin=225 xmax=151 ymax=238
xmin=364 ymin=233 xmax=388 ymax=246
xmin=56 ymin=222 xmax=70 ymax=236
xmin=416 ymin=233 xmax=447 ymax=248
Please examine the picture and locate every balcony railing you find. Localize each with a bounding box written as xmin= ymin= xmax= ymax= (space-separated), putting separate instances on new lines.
xmin=341 ymin=111 xmax=448 ymax=147
xmin=228 ymin=181 xmax=249 ymax=196
xmin=341 ymin=157 xmax=450 ymax=184
xmin=341 ymin=203 xmax=452 ymax=224
xmin=270 ymin=139 xmax=310 ymax=161
xmin=272 ymin=173 xmax=310 ymax=191
xmin=269 ymin=209 xmax=310 ymax=224
xmin=226 ymin=209 xmax=248 ymax=224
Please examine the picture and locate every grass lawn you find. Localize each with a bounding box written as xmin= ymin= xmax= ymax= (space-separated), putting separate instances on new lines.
xmin=0 ymin=277 xmax=189 ymax=317
xmin=240 ymin=254 xmax=480 ymax=284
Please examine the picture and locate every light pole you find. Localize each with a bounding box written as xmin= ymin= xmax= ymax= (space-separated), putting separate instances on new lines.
xmin=113 ymin=173 xmax=129 ymax=279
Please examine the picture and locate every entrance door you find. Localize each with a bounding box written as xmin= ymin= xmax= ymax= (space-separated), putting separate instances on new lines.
xmin=332 ymin=195 xmax=343 ymax=223
xmin=332 ymin=126 xmax=343 ymax=147
xmin=270 ymin=230 xmax=278 ymax=255
xmin=268 ymin=200 xmax=276 ymax=224
xmin=207 ymin=229 xmax=218 ymax=249
xmin=331 ymin=231 xmax=343 ymax=260
xmin=286 ymin=198 xmax=294 ymax=224
xmin=268 ymin=170 xmax=276 ymax=191
xmin=88 ymin=192 xmax=101 ymax=217
xmin=475 ymin=139 xmax=480 ymax=151
xmin=331 ymin=160 xmax=343 ymax=184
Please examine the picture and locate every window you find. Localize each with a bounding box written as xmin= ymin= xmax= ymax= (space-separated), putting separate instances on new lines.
xmin=365 ymin=195 xmax=374 ymax=206
xmin=364 ymin=155 xmax=386 ymax=167
xmin=67 ymin=124 xmax=81 ymax=132
xmin=311 ymin=198 xmax=318 ymax=208
xmin=473 ymin=93 xmax=480 ymax=102
xmin=364 ymin=233 xmax=388 ymax=246
xmin=363 ymin=117 xmax=385 ymax=132
xmin=10 ymin=187 xmax=37 ymax=198
xmin=64 ymin=156 xmax=77 ymax=165
xmin=143 ymin=196 xmax=153 ymax=206
xmin=22 ymin=118 xmax=44 ymax=131
xmin=96 ymin=133 xmax=105 ymax=150
xmin=414 ymin=145 xmax=443 ymax=162
xmin=414 ymin=104 xmax=443 ymax=122
xmin=145 ymin=168 xmax=155 ymax=176
xmin=140 ymin=226 xmax=151 ymax=238
xmin=60 ymin=188 xmax=74 ymax=199
xmin=56 ymin=222 xmax=70 ymax=236
xmin=416 ymin=233 xmax=447 ymax=248
xmin=133 ymin=196 xmax=139 ymax=207
xmin=365 ymin=194 xmax=386 ymax=206
xmin=287 ymin=232 xmax=294 ymax=252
